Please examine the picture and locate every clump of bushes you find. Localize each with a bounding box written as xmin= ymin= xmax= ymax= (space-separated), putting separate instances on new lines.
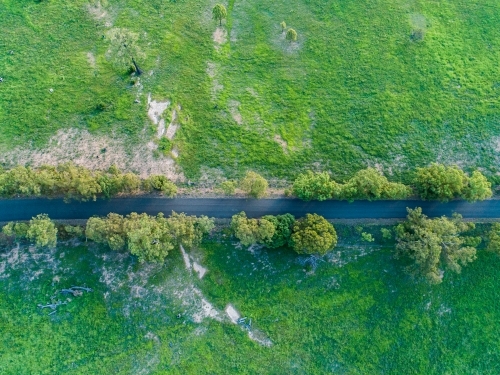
xmin=86 ymin=211 xmax=214 ymax=263
xmin=231 ymin=211 xmax=337 ymax=256
xmin=2 ymin=214 xmax=57 ymax=248
xmin=0 ymin=163 xmax=177 ymax=201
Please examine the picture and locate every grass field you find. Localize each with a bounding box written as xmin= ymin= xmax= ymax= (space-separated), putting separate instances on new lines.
xmin=1 ymin=226 xmax=500 ymax=374
xmin=1 ymin=0 xmax=500 ymax=181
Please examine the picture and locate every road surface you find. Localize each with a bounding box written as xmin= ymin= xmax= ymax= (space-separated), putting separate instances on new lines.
xmin=0 ymin=198 xmax=499 ymax=221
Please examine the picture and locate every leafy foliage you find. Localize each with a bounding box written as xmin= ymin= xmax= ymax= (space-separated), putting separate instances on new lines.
xmin=463 ymin=171 xmax=492 ymax=201
xmin=395 ymin=208 xmax=477 ymax=284
xmin=230 ymin=212 xmax=275 ymax=246
xmin=105 ymin=28 xmax=145 ymax=73
xmin=414 ymin=164 xmax=469 ymax=201
xmin=339 ymin=168 xmax=411 ymax=200
xmin=143 ymin=175 xmax=177 ymax=197
xmin=86 ymin=211 xmax=213 ymax=262
xmin=290 ymin=214 xmax=337 ymax=255
xmin=292 ymin=171 xmax=336 ymax=201
xmin=26 ymin=214 xmax=58 ymax=248
xmin=280 ymin=21 xmax=287 ymax=32
xmin=219 ymin=180 xmax=237 ymax=195
xmin=261 ymin=214 xmax=295 ymax=248
xmin=240 ymin=171 xmax=268 ymax=198
xmin=0 ymin=163 xmax=176 ymax=201
xmin=361 ymin=232 xmax=374 ymax=242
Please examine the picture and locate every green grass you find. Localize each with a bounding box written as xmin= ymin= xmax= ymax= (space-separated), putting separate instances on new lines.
xmin=1 ymin=0 xmax=500 ymax=181
xmin=1 ymin=229 xmax=500 ymax=374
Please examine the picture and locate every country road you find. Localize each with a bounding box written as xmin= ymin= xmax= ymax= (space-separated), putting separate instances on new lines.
xmin=0 ymin=197 xmax=499 ymax=221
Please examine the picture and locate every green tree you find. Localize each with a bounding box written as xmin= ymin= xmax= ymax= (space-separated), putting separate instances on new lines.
xmin=26 ymin=214 xmax=57 ymax=248
xmin=106 ymin=28 xmax=145 ymax=74
xmin=280 ymin=21 xmax=286 ymax=33
xmin=230 ymin=212 xmax=275 ymax=246
xmin=463 ymin=171 xmax=492 ymax=201
xmin=292 ymin=171 xmax=337 ymax=201
xmin=414 ymin=164 xmax=468 ymax=201
xmin=143 ymin=175 xmax=177 ymax=197
xmin=261 ymin=214 xmax=295 ymax=248
xmin=395 ymin=208 xmax=477 ymax=284
xmin=123 ymin=213 xmax=173 ymax=263
xmin=165 ymin=212 xmax=214 ymax=248
xmin=487 ymin=223 xmax=500 ymax=254
xmin=290 ymin=214 xmax=337 ymax=255
xmin=339 ymin=168 xmax=410 ymax=200
xmin=240 ymin=171 xmax=268 ymax=198
xmin=380 ymin=228 xmax=392 ymax=241
xmin=286 ymin=28 xmax=298 ymax=42
xmin=212 ymin=4 xmax=227 ymax=26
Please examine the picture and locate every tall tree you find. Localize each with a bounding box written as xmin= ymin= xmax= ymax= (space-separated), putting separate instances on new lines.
xmin=26 ymin=214 xmax=57 ymax=248
xmin=290 ymin=214 xmax=337 ymax=255
xmin=212 ymin=4 xmax=227 ymax=27
xmin=240 ymin=171 xmax=268 ymax=198
xmin=395 ymin=207 xmax=477 ymax=284
xmin=414 ymin=164 xmax=468 ymax=201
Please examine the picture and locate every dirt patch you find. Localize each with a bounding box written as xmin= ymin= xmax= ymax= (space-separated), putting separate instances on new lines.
xmin=228 ymin=100 xmax=243 ymax=125
xmin=165 ymin=109 xmax=179 ymax=140
xmin=273 ymin=134 xmax=288 ymax=153
xmin=225 ymin=304 xmax=240 ymax=323
xmin=0 ymin=128 xmax=185 ymax=181
xmin=86 ymin=52 xmax=96 ymax=68
xmin=87 ymin=1 xmax=112 ymax=27
xmin=147 ymin=94 xmax=170 ymax=138
xmin=212 ymin=27 xmax=227 ymax=46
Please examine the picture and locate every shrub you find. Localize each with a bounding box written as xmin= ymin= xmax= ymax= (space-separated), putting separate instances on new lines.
xmin=361 ymin=232 xmax=374 ymax=242
xmin=230 ymin=212 xmax=275 ymax=246
xmin=220 ymin=180 xmax=237 ymax=195
xmin=143 ymin=175 xmax=177 ymax=197
xmin=339 ymin=168 xmax=410 ymax=200
xmin=240 ymin=171 xmax=268 ymax=198
xmin=26 ymin=214 xmax=57 ymax=248
xmin=414 ymin=164 xmax=468 ymax=201
xmin=286 ymin=28 xmax=298 ymax=42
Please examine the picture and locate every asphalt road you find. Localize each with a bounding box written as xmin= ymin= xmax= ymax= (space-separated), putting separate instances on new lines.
xmin=0 ymin=198 xmax=499 ymax=221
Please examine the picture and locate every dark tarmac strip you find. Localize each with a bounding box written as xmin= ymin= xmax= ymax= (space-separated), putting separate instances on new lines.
xmin=1 ymin=198 xmax=499 ymax=221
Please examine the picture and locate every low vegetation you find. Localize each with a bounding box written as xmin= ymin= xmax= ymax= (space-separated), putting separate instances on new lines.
xmin=2 ymin=214 xmax=57 ymax=248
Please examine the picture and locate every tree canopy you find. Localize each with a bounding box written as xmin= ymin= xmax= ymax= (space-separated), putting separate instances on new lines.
xmin=261 ymin=214 xmax=295 ymax=248
xmin=290 ymin=214 xmax=337 ymax=255
xmin=240 ymin=171 xmax=268 ymax=198
xmin=414 ymin=164 xmax=468 ymax=201
xmin=212 ymin=4 xmax=227 ymax=26
xmin=395 ymin=207 xmax=477 ymax=284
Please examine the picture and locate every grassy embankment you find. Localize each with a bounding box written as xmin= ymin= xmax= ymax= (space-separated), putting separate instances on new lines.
xmin=1 ymin=225 xmax=499 ymax=374
xmin=1 ymin=0 xmax=500 ymax=182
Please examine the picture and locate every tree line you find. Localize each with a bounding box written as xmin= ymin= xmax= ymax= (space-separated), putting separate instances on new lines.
xmin=2 ymin=208 xmax=500 ymax=284
xmin=291 ymin=164 xmax=492 ymax=202
xmin=0 ymin=163 xmax=176 ymax=201
xmin=0 ymin=163 xmax=493 ymax=202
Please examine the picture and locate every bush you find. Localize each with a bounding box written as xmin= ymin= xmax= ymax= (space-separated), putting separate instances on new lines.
xmin=361 ymin=232 xmax=374 ymax=242
xmin=143 ymin=175 xmax=177 ymax=197
xmin=261 ymin=214 xmax=295 ymax=248
xmin=230 ymin=212 xmax=275 ymax=246
xmin=26 ymin=214 xmax=57 ymax=248
xmin=240 ymin=171 xmax=268 ymax=198
xmin=339 ymin=168 xmax=410 ymax=200
xmin=220 ymin=180 xmax=237 ymax=195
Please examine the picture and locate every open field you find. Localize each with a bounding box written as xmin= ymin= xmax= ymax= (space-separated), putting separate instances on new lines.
xmin=1 ymin=226 xmax=500 ymax=374
xmin=1 ymin=0 xmax=500 ymax=181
